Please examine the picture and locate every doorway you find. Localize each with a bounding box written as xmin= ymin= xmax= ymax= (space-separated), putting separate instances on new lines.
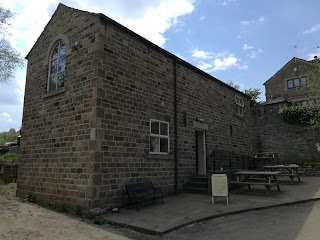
xmin=196 ymin=130 xmax=206 ymax=175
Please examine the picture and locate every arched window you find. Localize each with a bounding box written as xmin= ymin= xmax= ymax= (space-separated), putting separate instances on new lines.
xmin=48 ymin=40 xmax=66 ymax=92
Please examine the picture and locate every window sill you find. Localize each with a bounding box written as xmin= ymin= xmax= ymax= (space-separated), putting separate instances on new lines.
xmin=147 ymin=153 xmax=173 ymax=160
xmin=42 ymin=87 xmax=66 ymax=99
xmin=234 ymin=113 xmax=245 ymax=120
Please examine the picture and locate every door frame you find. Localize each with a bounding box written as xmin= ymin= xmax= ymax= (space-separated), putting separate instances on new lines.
xmin=196 ymin=130 xmax=207 ymax=176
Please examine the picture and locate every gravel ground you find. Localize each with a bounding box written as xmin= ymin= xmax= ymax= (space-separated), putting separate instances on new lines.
xmin=0 ymin=185 xmax=157 ymax=240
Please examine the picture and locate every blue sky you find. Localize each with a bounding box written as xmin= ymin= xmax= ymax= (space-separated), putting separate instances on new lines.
xmin=1 ymin=0 xmax=320 ymax=132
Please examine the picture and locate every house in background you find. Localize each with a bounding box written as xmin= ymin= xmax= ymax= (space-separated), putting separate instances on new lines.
xmin=18 ymin=4 xmax=251 ymax=211
xmin=263 ymin=57 xmax=320 ymax=112
xmin=251 ymin=57 xmax=320 ymax=164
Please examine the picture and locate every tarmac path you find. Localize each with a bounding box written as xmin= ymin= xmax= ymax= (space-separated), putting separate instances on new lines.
xmin=163 ymin=201 xmax=320 ymax=240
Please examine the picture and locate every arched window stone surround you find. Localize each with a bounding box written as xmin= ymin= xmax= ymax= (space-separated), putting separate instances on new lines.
xmin=43 ymin=34 xmax=71 ymax=96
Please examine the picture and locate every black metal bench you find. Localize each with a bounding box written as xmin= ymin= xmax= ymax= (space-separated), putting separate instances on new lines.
xmin=125 ymin=181 xmax=164 ymax=211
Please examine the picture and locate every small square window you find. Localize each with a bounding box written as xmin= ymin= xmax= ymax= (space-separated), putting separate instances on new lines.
xmin=160 ymin=138 xmax=169 ymax=153
xmin=160 ymin=122 xmax=168 ymax=135
xmin=151 ymin=121 xmax=159 ymax=134
xmin=287 ymin=80 xmax=294 ymax=88
xmin=150 ymin=119 xmax=169 ymax=154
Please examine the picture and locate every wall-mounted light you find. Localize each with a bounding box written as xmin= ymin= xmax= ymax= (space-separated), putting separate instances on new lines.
xmin=196 ymin=117 xmax=205 ymax=123
xmin=72 ymin=41 xmax=79 ymax=51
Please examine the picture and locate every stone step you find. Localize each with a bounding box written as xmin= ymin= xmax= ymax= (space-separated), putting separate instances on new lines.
xmin=183 ymin=187 xmax=209 ymax=194
xmin=184 ymin=182 xmax=208 ymax=189
xmin=183 ymin=175 xmax=209 ymax=194
xmin=190 ymin=176 xmax=208 ymax=183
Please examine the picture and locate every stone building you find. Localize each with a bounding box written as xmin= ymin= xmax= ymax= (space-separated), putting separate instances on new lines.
xmin=264 ymin=57 xmax=320 ymax=110
xmin=251 ymin=57 xmax=320 ymax=164
xmin=18 ymin=4 xmax=251 ymax=211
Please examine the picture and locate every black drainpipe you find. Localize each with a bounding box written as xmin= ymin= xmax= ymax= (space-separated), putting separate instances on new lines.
xmin=174 ymin=58 xmax=178 ymax=194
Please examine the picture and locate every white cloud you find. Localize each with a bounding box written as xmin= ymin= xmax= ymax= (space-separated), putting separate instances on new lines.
xmin=2 ymin=113 xmax=11 ymax=118
xmin=192 ymin=49 xmax=213 ymax=59
xmin=242 ymin=44 xmax=263 ymax=59
xmin=240 ymin=17 xmax=264 ymax=26
xmin=6 ymin=0 xmax=197 ymax=52
xmin=213 ymin=56 xmax=239 ymax=71
xmin=243 ymin=44 xmax=254 ymax=50
xmin=199 ymin=16 xmax=206 ymax=21
xmin=197 ymin=61 xmax=213 ymax=71
xmin=303 ymin=24 xmax=320 ymax=34
xmin=221 ymin=0 xmax=237 ymax=6
xmin=0 ymin=113 xmax=13 ymax=131
xmin=192 ymin=50 xmax=247 ymax=72
xmin=247 ymin=48 xmax=263 ymax=59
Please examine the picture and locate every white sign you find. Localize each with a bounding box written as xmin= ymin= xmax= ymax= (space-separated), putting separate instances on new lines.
xmin=211 ymin=174 xmax=229 ymax=204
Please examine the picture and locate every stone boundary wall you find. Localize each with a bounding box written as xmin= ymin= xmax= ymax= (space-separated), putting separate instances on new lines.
xmin=250 ymin=106 xmax=320 ymax=164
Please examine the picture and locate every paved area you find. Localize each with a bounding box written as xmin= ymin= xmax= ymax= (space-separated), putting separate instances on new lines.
xmin=105 ymin=177 xmax=320 ymax=235
xmin=162 ymin=201 xmax=320 ymax=240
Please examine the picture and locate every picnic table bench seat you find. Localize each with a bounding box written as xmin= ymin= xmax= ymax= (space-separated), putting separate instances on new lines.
xmin=229 ymin=180 xmax=280 ymax=197
xmin=125 ymin=181 xmax=164 ymax=211
xmin=264 ymin=165 xmax=302 ymax=184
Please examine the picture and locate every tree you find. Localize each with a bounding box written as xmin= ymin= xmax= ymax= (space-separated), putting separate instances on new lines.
xmin=0 ymin=5 xmax=24 ymax=83
xmin=244 ymin=88 xmax=262 ymax=107
xmin=0 ymin=129 xmax=19 ymax=145
xmin=8 ymin=128 xmax=16 ymax=133
xmin=227 ymin=81 xmax=240 ymax=90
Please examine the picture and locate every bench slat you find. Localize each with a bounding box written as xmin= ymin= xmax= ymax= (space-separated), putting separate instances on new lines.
xmin=230 ymin=181 xmax=278 ymax=186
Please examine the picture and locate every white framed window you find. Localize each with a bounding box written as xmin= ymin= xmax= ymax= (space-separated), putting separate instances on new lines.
xmin=48 ymin=40 xmax=66 ymax=92
xmin=150 ymin=119 xmax=169 ymax=154
xmin=235 ymin=95 xmax=244 ymax=116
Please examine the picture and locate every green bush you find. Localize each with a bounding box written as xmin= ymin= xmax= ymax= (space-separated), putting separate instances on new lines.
xmin=0 ymin=153 xmax=20 ymax=163
xmin=0 ymin=181 xmax=16 ymax=192
xmin=93 ymin=216 xmax=108 ymax=225
xmin=277 ymin=105 xmax=320 ymax=126
xmin=0 ymin=129 xmax=19 ymax=146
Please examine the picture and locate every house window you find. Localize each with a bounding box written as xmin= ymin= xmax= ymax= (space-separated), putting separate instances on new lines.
xmin=48 ymin=40 xmax=66 ymax=92
xmin=150 ymin=119 xmax=169 ymax=154
xmin=235 ymin=96 xmax=244 ymax=116
xmin=287 ymin=77 xmax=307 ymax=89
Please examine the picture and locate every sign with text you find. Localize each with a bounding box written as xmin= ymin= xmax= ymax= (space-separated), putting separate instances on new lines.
xmin=211 ymin=174 xmax=229 ymax=204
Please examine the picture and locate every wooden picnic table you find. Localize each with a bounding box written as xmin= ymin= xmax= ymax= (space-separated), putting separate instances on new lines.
xmin=230 ymin=171 xmax=281 ymax=197
xmin=264 ymin=164 xmax=301 ymax=184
